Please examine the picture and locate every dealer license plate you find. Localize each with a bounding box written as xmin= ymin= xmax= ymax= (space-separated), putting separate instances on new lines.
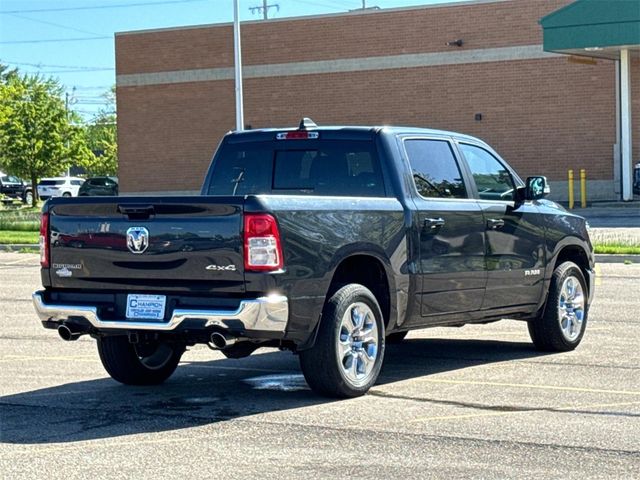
xmin=126 ymin=294 xmax=166 ymax=321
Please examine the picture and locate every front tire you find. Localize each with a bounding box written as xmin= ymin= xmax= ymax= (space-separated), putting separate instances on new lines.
xmin=299 ymin=284 xmax=385 ymax=398
xmin=97 ymin=336 xmax=184 ymax=385
xmin=528 ymin=261 xmax=588 ymax=352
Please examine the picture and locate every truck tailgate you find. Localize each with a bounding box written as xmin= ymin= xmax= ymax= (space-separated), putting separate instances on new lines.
xmin=47 ymin=197 xmax=244 ymax=293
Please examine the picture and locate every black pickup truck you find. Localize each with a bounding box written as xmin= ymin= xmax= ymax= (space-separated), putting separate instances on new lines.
xmin=33 ymin=119 xmax=595 ymax=398
xmin=0 ymin=172 xmax=32 ymax=204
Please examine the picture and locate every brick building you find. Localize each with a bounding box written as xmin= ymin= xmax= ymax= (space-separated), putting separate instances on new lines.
xmin=115 ymin=0 xmax=640 ymax=200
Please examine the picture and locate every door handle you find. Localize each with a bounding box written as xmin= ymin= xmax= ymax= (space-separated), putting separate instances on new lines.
xmin=487 ymin=218 xmax=505 ymax=230
xmin=424 ymin=217 xmax=445 ymax=229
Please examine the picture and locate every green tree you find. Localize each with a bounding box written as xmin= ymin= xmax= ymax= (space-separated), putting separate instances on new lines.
xmin=85 ymin=86 xmax=117 ymax=176
xmin=0 ymin=71 xmax=92 ymax=205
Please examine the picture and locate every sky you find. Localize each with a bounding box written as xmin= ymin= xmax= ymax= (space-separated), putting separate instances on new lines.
xmin=0 ymin=0 xmax=466 ymax=120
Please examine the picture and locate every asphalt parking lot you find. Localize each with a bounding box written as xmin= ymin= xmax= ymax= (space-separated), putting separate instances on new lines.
xmin=1 ymin=253 xmax=638 ymax=479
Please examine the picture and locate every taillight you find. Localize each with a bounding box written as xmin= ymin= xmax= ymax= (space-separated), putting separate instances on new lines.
xmin=244 ymin=214 xmax=283 ymax=271
xmin=39 ymin=212 xmax=49 ymax=268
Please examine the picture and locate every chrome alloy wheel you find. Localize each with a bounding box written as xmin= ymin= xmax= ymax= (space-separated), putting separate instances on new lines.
xmin=558 ymin=275 xmax=585 ymax=342
xmin=336 ymin=302 xmax=379 ymax=386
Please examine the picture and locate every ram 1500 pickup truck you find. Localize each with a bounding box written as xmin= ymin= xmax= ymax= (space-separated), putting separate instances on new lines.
xmin=33 ymin=119 xmax=595 ymax=398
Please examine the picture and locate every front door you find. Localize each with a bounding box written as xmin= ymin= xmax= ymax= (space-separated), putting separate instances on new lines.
xmin=403 ymin=137 xmax=487 ymax=326
xmin=457 ymin=142 xmax=544 ymax=311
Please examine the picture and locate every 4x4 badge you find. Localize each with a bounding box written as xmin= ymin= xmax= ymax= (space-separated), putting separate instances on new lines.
xmin=127 ymin=227 xmax=149 ymax=254
xmin=206 ymin=264 xmax=237 ymax=271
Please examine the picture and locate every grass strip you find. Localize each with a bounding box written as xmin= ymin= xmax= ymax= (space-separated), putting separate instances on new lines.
xmin=593 ymin=244 xmax=640 ymax=255
xmin=0 ymin=231 xmax=38 ymax=244
xmin=0 ymin=209 xmax=41 ymax=223
xmin=0 ymin=231 xmax=638 ymax=255
xmin=0 ymin=220 xmax=39 ymax=231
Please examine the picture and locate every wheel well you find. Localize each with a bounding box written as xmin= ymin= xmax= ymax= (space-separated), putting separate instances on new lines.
xmin=553 ymin=246 xmax=590 ymax=292
xmin=327 ymin=255 xmax=391 ymax=327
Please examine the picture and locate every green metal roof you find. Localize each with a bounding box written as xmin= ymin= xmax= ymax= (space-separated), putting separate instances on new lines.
xmin=541 ymin=0 xmax=640 ymax=59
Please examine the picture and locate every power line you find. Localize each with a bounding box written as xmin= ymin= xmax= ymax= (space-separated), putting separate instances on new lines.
xmin=292 ymin=0 xmax=349 ymax=11
xmin=4 ymin=60 xmax=113 ymax=71
xmin=21 ymin=69 xmax=114 ymax=74
xmin=300 ymin=0 xmax=361 ymax=9
xmin=6 ymin=13 xmax=105 ymax=36
xmin=72 ymin=86 xmax=113 ymax=90
xmin=0 ymin=0 xmax=205 ymax=14
xmin=0 ymin=36 xmax=111 ymax=45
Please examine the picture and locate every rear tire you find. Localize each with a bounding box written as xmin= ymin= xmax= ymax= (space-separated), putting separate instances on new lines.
xmin=97 ymin=336 xmax=184 ymax=385
xmin=62 ymin=192 xmax=72 ymax=197
xmin=299 ymin=284 xmax=385 ymax=398
xmin=528 ymin=261 xmax=588 ymax=352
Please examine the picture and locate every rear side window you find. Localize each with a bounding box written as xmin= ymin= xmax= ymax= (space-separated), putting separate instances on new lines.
xmin=71 ymin=180 xmax=84 ymax=186
xmin=404 ymin=139 xmax=467 ymax=199
xmin=207 ymin=140 xmax=385 ymax=197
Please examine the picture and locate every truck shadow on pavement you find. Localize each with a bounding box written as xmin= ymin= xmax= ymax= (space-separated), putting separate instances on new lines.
xmin=0 ymin=337 xmax=548 ymax=445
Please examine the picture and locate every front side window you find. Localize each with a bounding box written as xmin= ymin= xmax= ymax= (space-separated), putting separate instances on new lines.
xmin=459 ymin=144 xmax=515 ymax=201
xmin=404 ymin=139 xmax=467 ymax=199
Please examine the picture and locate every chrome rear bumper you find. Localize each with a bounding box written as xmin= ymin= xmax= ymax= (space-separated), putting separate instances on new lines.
xmin=32 ymin=291 xmax=288 ymax=333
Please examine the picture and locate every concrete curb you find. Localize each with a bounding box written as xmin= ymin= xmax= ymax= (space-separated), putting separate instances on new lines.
xmin=595 ymin=254 xmax=640 ymax=264
xmin=0 ymin=244 xmax=38 ymax=252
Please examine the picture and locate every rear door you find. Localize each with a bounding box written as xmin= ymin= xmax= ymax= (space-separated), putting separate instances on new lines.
xmin=401 ymin=137 xmax=487 ymax=325
xmin=457 ymin=142 xmax=544 ymax=311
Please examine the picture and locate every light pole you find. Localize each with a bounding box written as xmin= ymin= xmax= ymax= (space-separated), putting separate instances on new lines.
xmin=233 ymin=0 xmax=244 ymax=131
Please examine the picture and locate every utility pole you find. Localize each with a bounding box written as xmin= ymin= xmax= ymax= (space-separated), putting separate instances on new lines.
xmin=249 ymin=1 xmax=279 ymax=19
xmin=233 ymin=0 xmax=244 ymax=131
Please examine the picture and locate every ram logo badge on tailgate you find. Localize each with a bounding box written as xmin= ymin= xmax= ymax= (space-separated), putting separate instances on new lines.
xmin=126 ymin=227 xmax=149 ymax=254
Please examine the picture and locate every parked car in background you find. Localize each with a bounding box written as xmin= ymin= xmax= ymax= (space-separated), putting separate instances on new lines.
xmin=79 ymin=177 xmax=119 ymax=196
xmin=37 ymin=177 xmax=84 ymax=200
xmin=0 ymin=172 xmax=33 ymax=204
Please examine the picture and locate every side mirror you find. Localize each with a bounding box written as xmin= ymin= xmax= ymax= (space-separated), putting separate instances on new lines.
xmin=525 ymin=176 xmax=549 ymax=200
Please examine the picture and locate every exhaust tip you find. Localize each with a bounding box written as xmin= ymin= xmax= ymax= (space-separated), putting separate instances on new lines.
xmin=58 ymin=324 xmax=80 ymax=341
xmin=209 ymin=331 xmax=236 ymax=350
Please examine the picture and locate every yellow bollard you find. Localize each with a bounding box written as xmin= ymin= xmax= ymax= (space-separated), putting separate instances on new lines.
xmin=568 ymin=169 xmax=574 ymax=209
xmin=580 ymin=169 xmax=587 ymax=208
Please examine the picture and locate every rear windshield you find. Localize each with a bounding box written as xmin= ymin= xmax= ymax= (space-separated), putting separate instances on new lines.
xmin=40 ymin=180 xmax=64 ymax=186
xmin=207 ymin=140 xmax=385 ymax=197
